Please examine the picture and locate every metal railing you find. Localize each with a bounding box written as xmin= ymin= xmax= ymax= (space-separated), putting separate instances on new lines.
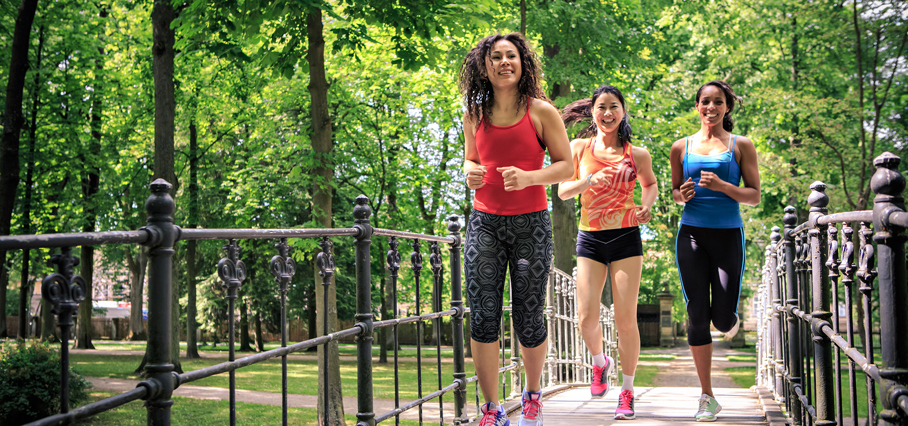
xmin=756 ymin=152 xmax=908 ymax=426
xmin=0 ymin=178 xmax=617 ymax=425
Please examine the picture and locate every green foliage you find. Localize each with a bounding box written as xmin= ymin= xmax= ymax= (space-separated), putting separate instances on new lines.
xmin=0 ymin=341 xmax=92 ymax=424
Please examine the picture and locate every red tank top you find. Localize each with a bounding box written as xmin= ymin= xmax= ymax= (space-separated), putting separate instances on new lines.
xmin=473 ymin=98 xmax=548 ymax=215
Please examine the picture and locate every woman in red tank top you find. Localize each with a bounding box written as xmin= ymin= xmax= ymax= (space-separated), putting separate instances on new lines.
xmin=558 ymin=85 xmax=657 ymax=419
xmin=459 ymin=33 xmax=572 ymax=426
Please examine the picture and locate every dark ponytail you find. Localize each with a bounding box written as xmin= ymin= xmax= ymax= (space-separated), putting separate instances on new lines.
xmin=695 ymin=80 xmax=741 ymax=132
xmin=560 ymin=84 xmax=633 ymax=145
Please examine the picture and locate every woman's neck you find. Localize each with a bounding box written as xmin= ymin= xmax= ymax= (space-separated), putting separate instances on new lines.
xmin=698 ymin=125 xmax=729 ymax=142
xmin=493 ymin=86 xmax=522 ymax=116
xmin=595 ymin=130 xmax=621 ymax=150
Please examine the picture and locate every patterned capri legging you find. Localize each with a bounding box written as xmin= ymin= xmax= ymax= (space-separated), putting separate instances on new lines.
xmin=465 ymin=209 xmax=553 ymax=348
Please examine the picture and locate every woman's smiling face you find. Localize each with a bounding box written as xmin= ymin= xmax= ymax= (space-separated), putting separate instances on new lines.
xmin=593 ymin=92 xmax=624 ymax=135
xmin=485 ymin=39 xmax=522 ymax=88
xmin=696 ymin=84 xmax=728 ymax=128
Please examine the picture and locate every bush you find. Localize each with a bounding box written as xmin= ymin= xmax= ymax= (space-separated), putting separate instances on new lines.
xmin=0 ymin=340 xmax=92 ymax=425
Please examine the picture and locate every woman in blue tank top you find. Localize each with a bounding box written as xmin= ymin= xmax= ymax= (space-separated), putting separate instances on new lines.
xmin=670 ymin=80 xmax=761 ymax=422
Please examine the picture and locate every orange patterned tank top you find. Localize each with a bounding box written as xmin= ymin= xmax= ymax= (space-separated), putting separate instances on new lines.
xmin=577 ymin=138 xmax=639 ymax=231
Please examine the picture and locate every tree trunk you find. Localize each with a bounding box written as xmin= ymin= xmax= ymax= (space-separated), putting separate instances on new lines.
xmin=74 ymin=245 xmax=96 ymax=349
xmin=254 ymin=311 xmax=264 ymax=352
xmin=17 ymin=25 xmax=43 ymax=339
xmin=152 ymin=0 xmax=181 ymax=374
xmin=240 ymin=296 xmax=252 ymax=351
xmin=186 ymin=120 xmax=200 ymax=359
xmin=74 ymin=33 xmax=105 ymax=350
xmin=126 ymin=246 xmax=148 ymax=340
xmin=307 ymin=6 xmax=345 ymax=425
xmin=0 ymin=0 xmax=40 ymax=340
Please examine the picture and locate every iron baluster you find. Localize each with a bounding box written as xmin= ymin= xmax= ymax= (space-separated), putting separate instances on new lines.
xmin=869 ymin=152 xmax=908 ymax=425
xmin=352 ymin=196 xmax=375 ymax=426
xmin=430 ymin=241 xmax=444 ymax=425
xmin=447 ymin=216 xmax=468 ymax=425
xmin=218 ymin=238 xmax=246 ymax=426
xmin=270 ymin=238 xmax=295 ymax=426
xmin=410 ymin=238 xmax=424 ymax=424
xmin=386 ymin=237 xmax=401 ymax=425
xmin=770 ymin=227 xmax=785 ymax=401
xmin=545 ymin=266 xmax=557 ymax=389
xmin=826 ymin=223 xmax=843 ymax=426
xmin=783 ymin=206 xmax=803 ymax=425
xmin=857 ymin=220 xmax=878 ymax=425
xmin=808 ymin=182 xmax=835 ymax=426
xmin=839 ymin=222 xmax=860 ymax=426
xmin=41 ymin=246 xmax=86 ymax=415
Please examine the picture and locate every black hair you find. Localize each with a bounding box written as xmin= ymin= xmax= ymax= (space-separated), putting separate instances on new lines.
xmin=561 ymin=85 xmax=632 ymax=145
xmin=695 ymin=80 xmax=741 ymax=132
xmin=458 ymin=33 xmax=546 ymax=127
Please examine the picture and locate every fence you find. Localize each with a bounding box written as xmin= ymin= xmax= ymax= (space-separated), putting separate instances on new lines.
xmin=755 ymin=152 xmax=908 ymax=426
xmin=0 ymin=178 xmax=618 ymax=426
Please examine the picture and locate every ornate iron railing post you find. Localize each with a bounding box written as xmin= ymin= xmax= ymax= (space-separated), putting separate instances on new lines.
xmin=447 ymin=215 xmax=468 ymax=425
xmin=270 ymin=238 xmax=295 ymax=426
xmin=41 ymin=246 xmax=86 ymax=415
xmin=838 ymin=222 xmax=860 ymax=426
xmin=141 ymin=179 xmax=177 ymax=426
xmin=316 ymin=236 xmax=336 ymax=424
xmin=807 ymin=182 xmax=835 ymax=426
xmin=219 ymin=238 xmax=246 ymax=426
xmin=429 ymin=241 xmax=445 ymax=422
xmin=858 ymin=220 xmax=878 ymax=424
xmin=783 ymin=206 xmax=803 ymax=424
xmin=545 ymin=267 xmax=557 ymax=388
xmin=870 ymin=152 xmax=908 ymax=425
xmin=410 ymin=239 xmax=425 ymax=423
xmin=353 ymin=195 xmax=375 ymax=426
xmin=386 ymin=237 xmax=401 ymax=425
xmin=769 ymin=226 xmax=785 ymax=400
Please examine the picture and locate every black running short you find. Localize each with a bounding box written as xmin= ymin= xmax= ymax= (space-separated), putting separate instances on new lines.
xmin=576 ymin=227 xmax=643 ymax=265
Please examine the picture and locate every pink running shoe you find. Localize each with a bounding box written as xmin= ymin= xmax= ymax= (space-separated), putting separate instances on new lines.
xmin=590 ymin=355 xmax=615 ymax=397
xmin=479 ymin=402 xmax=510 ymax=426
xmin=614 ymin=389 xmax=635 ymax=420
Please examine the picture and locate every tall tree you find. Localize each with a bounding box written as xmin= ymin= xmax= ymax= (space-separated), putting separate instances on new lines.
xmin=0 ymin=0 xmax=40 ymax=339
xmin=17 ymin=24 xmax=44 ymax=339
xmin=151 ymin=0 xmax=181 ymax=373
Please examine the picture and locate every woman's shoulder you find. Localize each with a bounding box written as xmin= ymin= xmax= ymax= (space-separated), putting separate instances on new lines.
xmin=670 ymin=137 xmax=688 ymax=153
xmin=529 ymin=97 xmax=558 ymax=115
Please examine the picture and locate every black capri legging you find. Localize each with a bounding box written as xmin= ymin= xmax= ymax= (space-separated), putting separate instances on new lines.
xmin=465 ymin=209 xmax=552 ymax=348
xmin=675 ymin=224 xmax=745 ymax=347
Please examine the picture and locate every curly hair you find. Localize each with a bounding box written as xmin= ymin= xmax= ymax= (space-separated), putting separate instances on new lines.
xmin=561 ymin=85 xmax=633 ymax=145
xmin=458 ymin=33 xmax=547 ymax=128
xmin=695 ymin=80 xmax=742 ymax=132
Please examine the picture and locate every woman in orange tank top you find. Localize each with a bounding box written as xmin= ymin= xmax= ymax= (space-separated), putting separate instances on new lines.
xmin=558 ymin=85 xmax=657 ymax=420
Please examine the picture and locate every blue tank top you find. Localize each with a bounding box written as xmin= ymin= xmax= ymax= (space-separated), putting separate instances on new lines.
xmin=680 ymin=135 xmax=743 ymax=229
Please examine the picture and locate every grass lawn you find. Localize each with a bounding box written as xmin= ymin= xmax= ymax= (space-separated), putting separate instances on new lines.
xmin=89 ymin=341 xmax=513 ymax=360
xmin=77 ymin=391 xmax=421 ymax=425
xmin=70 ymin=353 xmax=496 ymax=401
xmin=725 ymin=366 xmax=756 ymax=389
xmin=638 ymin=353 xmax=676 ymax=361
xmin=727 ymin=354 xmax=757 ymax=362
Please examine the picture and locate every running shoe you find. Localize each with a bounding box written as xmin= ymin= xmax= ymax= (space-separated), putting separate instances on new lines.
xmin=590 ymin=355 xmax=615 ymax=397
xmin=518 ymin=390 xmax=543 ymax=426
xmin=479 ymin=402 xmax=510 ymax=426
xmin=614 ymin=389 xmax=635 ymax=420
xmin=695 ymin=394 xmax=722 ymax=422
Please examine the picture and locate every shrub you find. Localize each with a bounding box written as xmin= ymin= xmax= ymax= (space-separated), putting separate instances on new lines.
xmin=0 ymin=340 xmax=92 ymax=425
